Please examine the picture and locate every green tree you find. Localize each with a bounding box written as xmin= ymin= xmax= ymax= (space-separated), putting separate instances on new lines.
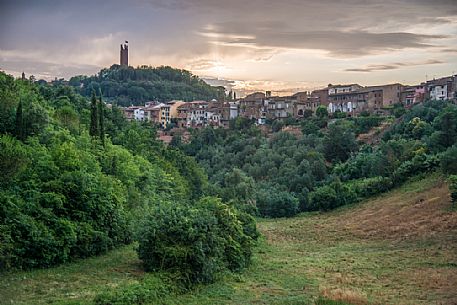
xmin=432 ymin=107 xmax=457 ymax=148
xmin=256 ymin=186 xmax=299 ymax=218
xmin=323 ymin=122 xmax=358 ymax=162
xmin=316 ymin=105 xmax=329 ymax=119
xmin=0 ymin=135 xmax=28 ymax=186
xmin=222 ymin=168 xmax=256 ymax=206
xmin=441 ymin=145 xmax=457 ymax=175
xmin=14 ymin=100 xmax=23 ymax=140
xmin=55 ymin=105 xmax=79 ymax=133
xmin=23 ymin=102 xmax=49 ymax=137
xmin=392 ymin=103 xmax=406 ymax=118
xmin=89 ymin=90 xmax=99 ymax=137
xmin=301 ymin=120 xmax=320 ymax=135
xmin=271 ymin=120 xmax=284 ymax=132
xmin=98 ymin=96 xmax=105 ymax=146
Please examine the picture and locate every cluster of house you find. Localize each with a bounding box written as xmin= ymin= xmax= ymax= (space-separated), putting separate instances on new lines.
xmin=122 ymin=99 xmax=237 ymax=128
xmin=122 ymin=74 xmax=457 ymax=128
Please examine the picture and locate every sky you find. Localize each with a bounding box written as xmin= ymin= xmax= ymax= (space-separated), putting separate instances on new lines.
xmin=1 ymin=0 xmax=457 ymax=96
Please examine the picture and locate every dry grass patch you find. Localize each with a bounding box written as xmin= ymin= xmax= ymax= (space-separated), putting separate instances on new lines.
xmin=320 ymin=287 xmax=368 ymax=305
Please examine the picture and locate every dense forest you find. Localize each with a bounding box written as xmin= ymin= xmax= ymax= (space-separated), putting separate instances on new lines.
xmin=0 ymin=71 xmax=257 ymax=299
xmin=66 ymin=65 xmax=225 ymax=106
xmin=177 ymin=102 xmax=457 ymax=218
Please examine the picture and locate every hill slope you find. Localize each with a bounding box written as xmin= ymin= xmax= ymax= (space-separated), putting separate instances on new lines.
xmin=68 ymin=65 xmax=225 ymax=106
xmin=1 ymin=174 xmax=456 ymax=304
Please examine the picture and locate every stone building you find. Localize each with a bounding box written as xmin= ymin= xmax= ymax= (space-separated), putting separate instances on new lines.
xmin=426 ymin=75 xmax=457 ymax=101
xmin=120 ymin=42 xmax=128 ymax=66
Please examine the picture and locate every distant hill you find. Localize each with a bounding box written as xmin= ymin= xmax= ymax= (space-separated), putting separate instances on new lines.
xmin=68 ymin=65 xmax=225 ymax=106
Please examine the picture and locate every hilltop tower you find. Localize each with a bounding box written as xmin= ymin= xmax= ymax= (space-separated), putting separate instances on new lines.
xmin=120 ymin=41 xmax=128 ymax=66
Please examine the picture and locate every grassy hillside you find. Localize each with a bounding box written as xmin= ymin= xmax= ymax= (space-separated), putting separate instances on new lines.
xmin=1 ymin=174 xmax=456 ymax=305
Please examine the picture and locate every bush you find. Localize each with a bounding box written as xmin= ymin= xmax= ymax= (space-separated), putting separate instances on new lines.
xmin=301 ymin=120 xmax=321 ymax=135
xmin=0 ymin=136 xmax=131 ymax=270
xmin=271 ymin=119 xmax=284 ymax=132
xmin=309 ymin=185 xmax=337 ymax=211
xmin=137 ymin=197 xmax=256 ymax=286
xmin=316 ymin=105 xmax=329 ymax=119
xmin=392 ymin=103 xmax=406 ymax=118
xmin=0 ymin=224 xmax=13 ymax=270
xmin=333 ymin=110 xmax=347 ymax=119
xmin=309 ymin=180 xmax=357 ymax=211
xmin=393 ymin=153 xmax=441 ymax=185
xmin=449 ymin=175 xmax=457 ymax=207
xmin=441 ymin=145 xmax=457 ymax=175
xmin=347 ymin=176 xmax=393 ymax=198
xmin=256 ymin=187 xmax=299 ymax=217
xmin=351 ymin=116 xmax=385 ymax=134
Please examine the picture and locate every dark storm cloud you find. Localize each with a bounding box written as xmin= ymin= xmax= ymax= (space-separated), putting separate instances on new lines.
xmin=203 ymin=22 xmax=447 ymax=56
xmin=441 ymin=48 xmax=457 ymax=53
xmin=344 ymin=59 xmax=444 ymax=72
xmin=156 ymin=0 xmax=456 ymax=56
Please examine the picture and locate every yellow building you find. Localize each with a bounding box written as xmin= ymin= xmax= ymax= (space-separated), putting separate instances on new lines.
xmin=168 ymin=100 xmax=186 ymax=119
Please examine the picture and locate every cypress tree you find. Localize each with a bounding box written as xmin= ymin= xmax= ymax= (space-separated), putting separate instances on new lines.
xmin=98 ymin=95 xmax=105 ymax=146
xmin=89 ymin=90 xmax=99 ymax=137
xmin=15 ymin=100 xmax=23 ymax=140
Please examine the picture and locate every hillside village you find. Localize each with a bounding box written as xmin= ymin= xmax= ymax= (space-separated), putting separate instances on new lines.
xmin=120 ymin=74 xmax=457 ymax=129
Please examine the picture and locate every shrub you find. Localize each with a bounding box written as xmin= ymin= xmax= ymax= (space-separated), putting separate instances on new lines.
xmin=316 ymin=105 xmax=329 ymax=119
xmin=309 ymin=180 xmax=357 ymax=211
xmin=271 ymin=119 xmax=284 ymax=132
xmin=301 ymin=121 xmax=321 ymax=135
xmin=347 ymin=176 xmax=393 ymax=198
xmin=393 ymin=153 xmax=441 ymax=185
xmin=256 ymin=187 xmax=299 ymax=217
xmin=0 ymin=224 xmax=13 ymax=270
xmin=351 ymin=116 xmax=385 ymax=134
xmin=392 ymin=103 xmax=406 ymax=118
xmin=309 ymin=185 xmax=337 ymax=211
xmin=137 ymin=197 xmax=256 ymax=286
xmin=441 ymin=145 xmax=457 ymax=175
xmin=333 ymin=110 xmax=347 ymax=119
xmin=449 ymin=175 xmax=457 ymax=207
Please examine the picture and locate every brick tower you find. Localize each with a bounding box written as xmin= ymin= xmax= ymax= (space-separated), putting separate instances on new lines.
xmin=120 ymin=41 xmax=128 ymax=66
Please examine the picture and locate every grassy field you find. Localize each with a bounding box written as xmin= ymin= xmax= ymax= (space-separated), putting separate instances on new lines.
xmin=1 ymin=174 xmax=456 ymax=305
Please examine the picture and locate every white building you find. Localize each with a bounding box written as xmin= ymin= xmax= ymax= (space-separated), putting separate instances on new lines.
xmin=328 ymin=84 xmax=362 ymax=95
xmin=123 ymin=106 xmax=145 ymax=121
xmin=429 ymin=84 xmax=448 ymax=101
xmin=229 ymin=102 xmax=238 ymax=119
xmin=134 ymin=107 xmax=145 ymax=121
xmin=187 ymin=101 xmax=209 ymax=126
xmin=327 ymin=101 xmax=356 ymax=113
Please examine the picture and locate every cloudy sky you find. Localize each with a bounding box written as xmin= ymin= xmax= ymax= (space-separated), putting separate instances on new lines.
xmin=1 ymin=0 xmax=456 ymax=95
